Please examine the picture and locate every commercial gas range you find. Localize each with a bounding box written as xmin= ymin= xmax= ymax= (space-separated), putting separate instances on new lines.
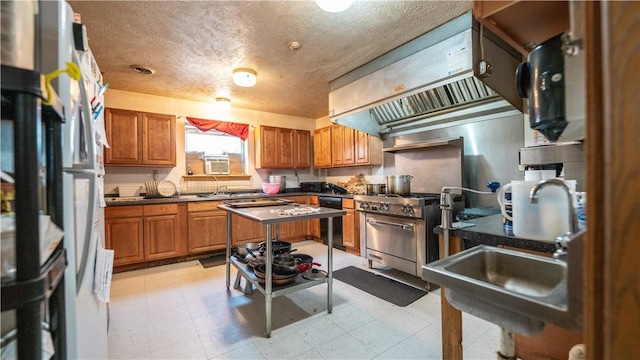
xmin=354 ymin=193 xmax=460 ymax=290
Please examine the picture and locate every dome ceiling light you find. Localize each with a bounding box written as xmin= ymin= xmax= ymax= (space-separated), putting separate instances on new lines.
xmin=315 ymin=0 xmax=353 ymax=13
xmin=232 ymin=68 xmax=257 ymax=87
xmin=214 ymin=97 xmax=231 ymax=110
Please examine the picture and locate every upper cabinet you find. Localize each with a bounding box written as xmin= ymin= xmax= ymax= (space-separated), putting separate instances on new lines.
xmin=473 ymin=1 xmax=570 ymax=57
xmin=105 ymin=108 xmax=176 ymax=167
xmin=254 ymin=125 xmax=310 ymax=169
xmin=314 ymin=125 xmax=382 ymax=169
xmin=313 ymin=126 xmax=332 ymax=168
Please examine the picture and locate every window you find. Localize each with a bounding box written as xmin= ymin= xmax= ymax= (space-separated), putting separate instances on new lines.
xmin=184 ymin=123 xmax=247 ymax=175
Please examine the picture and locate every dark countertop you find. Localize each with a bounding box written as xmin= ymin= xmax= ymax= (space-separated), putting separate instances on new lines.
xmin=434 ymin=214 xmax=557 ymax=254
xmin=104 ymin=191 xmax=355 ymax=207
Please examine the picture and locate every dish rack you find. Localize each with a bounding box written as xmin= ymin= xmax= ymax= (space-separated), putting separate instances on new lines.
xmin=145 ymin=180 xmax=177 ymax=198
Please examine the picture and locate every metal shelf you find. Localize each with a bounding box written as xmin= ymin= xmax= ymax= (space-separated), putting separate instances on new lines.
xmin=230 ymin=257 xmax=327 ymax=297
xmin=383 ymin=136 xmax=463 ymax=153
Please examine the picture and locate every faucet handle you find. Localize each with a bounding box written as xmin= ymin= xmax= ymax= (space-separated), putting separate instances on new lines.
xmin=553 ymin=232 xmax=573 ymax=259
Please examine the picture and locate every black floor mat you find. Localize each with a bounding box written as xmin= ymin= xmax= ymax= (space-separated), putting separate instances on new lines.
xmin=198 ymin=255 xmax=226 ymax=268
xmin=333 ymin=266 xmax=427 ymax=307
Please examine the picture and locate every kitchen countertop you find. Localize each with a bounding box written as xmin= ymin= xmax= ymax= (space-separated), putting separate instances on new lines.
xmin=104 ymin=192 xmax=355 ymax=206
xmin=434 ymin=214 xmax=557 ymax=254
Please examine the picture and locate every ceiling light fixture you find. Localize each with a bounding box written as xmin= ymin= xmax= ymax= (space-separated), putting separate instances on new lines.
xmin=129 ymin=64 xmax=156 ymax=75
xmin=232 ymin=68 xmax=257 ymax=87
xmin=315 ymin=0 xmax=353 ymax=13
xmin=214 ymin=97 xmax=231 ymax=110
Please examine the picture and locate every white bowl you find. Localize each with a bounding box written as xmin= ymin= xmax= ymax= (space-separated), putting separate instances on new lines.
xmin=262 ymin=182 xmax=281 ymax=194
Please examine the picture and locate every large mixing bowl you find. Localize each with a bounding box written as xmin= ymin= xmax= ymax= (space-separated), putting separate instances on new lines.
xmin=262 ymin=182 xmax=281 ymax=194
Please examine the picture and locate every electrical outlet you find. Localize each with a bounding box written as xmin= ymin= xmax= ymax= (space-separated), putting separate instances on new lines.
xmin=477 ymin=60 xmax=492 ymax=77
xmin=152 ymin=170 xmax=158 ymax=181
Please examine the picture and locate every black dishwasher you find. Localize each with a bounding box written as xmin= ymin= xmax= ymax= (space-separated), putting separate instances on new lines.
xmin=319 ymin=196 xmax=344 ymax=251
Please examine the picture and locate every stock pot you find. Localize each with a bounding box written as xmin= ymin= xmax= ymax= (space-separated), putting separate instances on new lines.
xmin=385 ymin=175 xmax=413 ymax=195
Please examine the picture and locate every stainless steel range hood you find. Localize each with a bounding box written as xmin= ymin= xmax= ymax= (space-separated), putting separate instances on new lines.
xmin=329 ymin=12 xmax=523 ymax=138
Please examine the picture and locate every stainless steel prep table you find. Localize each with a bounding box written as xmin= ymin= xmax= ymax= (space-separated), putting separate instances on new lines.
xmin=218 ymin=204 xmax=346 ymax=337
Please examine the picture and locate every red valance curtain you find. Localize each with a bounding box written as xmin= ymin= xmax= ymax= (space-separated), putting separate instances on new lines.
xmin=185 ymin=117 xmax=249 ymax=141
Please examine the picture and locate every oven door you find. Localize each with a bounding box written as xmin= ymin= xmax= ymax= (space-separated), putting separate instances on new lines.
xmin=364 ymin=213 xmax=423 ymax=276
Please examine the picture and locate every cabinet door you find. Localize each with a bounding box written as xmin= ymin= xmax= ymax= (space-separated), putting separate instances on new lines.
xmin=355 ymin=130 xmax=370 ymax=164
xmin=105 ymin=109 xmax=143 ymax=165
xmin=293 ymin=130 xmax=311 ymax=168
xmin=277 ymin=127 xmax=294 ymax=167
xmin=259 ymin=126 xmax=279 ymax=168
xmin=143 ymin=112 xmax=176 ymax=166
xmin=313 ymin=126 xmax=332 ymax=168
xmin=144 ymin=214 xmax=179 ymax=260
xmin=309 ymin=196 xmax=320 ymax=238
xmin=232 ymin=214 xmax=266 ymax=245
xmin=106 ymin=216 xmax=144 ymax=265
xmin=187 ymin=211 xmax=228 ymax=253
xmin=331 ymin=125 xmax=344 ymax=165
xmin=342 ymin=199 xmax=359 ymax=252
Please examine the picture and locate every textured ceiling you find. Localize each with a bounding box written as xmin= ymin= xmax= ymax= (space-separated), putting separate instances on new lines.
xmin=68 ymin=1 xmax=471 ymax=119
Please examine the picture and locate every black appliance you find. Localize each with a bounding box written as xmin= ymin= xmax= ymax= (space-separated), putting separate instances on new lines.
xmin=319 ymin=196 xmax=344 ymax=251
xmin=327 ymin=183 xmax=348 ymax=194
xmin=516 ymin=33 xmax=567 ymax=141
xmin=300 ymin=182 xmax=327 ymax=193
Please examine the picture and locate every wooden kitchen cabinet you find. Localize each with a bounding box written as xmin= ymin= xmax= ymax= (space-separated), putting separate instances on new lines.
xmin=309 ymin=195 xmax=320 ymax=239
xmin=276 ymin=196 xmax=308 ymax=242
xmin=314 ymin=125 xmax=381 ymax=168
xmin=354 ymin=129 xmax=382 ymax=165
xmin=294 ymin=129 xmax=311 ymax=168
xmin=331 ymin=124 xmax=355 ymax=166
xmin=313 ymin=126 xmax=332 ymax=168
xmin=473 ymin=1 xmax=570 ymax=57
xmin=105 ymin=108 xmax=176 ymax=167
xmin=143 ymin=204 xmax=180 ymax=260
xmin=254 ymin=125 xmax=310 ymax=169
xmin=105 ymin=206 xmax=145 ymax=266
xmin=187 ymin=201 xmax=228 ymax=253
xmin=232 ymin=214 xmax=266 ymax=244
xmin=106 ymin=204 xmax=182 ymax=266
xmin=341 ymin=199 xmax=360 ymax=254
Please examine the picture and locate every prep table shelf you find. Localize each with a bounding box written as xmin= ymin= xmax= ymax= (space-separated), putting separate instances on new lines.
xmin=230 ymin=256 xmax=327 ymax=297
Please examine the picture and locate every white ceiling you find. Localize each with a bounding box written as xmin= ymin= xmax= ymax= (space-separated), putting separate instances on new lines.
xmin=68 ymin=1 xmax=472 ymax=119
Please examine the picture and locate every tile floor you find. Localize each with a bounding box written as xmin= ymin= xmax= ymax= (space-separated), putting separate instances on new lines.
xmin=108 ymin=240 xmax=501 ymax=359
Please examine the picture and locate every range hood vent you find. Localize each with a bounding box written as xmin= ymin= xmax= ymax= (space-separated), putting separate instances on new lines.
xmin=329 ymin=12 xmax=523 ymax=138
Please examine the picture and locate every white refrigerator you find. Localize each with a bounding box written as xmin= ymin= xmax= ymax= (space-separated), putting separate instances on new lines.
xmin=42 ymin=1 xmax=112 ymax=358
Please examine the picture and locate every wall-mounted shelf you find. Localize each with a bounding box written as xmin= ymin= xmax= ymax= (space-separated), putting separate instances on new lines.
xmin=383 ymin=137 xmax=463 ymax=153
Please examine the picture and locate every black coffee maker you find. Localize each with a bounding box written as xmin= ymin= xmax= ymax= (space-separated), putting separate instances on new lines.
xmin=516 ymin=34 xmax=567 ymax=141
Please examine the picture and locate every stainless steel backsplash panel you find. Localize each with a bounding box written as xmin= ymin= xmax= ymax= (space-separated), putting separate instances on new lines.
xmin=383 ymin=113 xmax=524 ymax=208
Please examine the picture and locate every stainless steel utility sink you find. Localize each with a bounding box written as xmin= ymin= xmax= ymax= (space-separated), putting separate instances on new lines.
xmin=423 ymin=242 xmax=583 ymax=335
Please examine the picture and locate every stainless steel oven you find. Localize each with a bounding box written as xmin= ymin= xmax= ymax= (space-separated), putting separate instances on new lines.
xmin=355 ymin=194 xmax=445 ymax=290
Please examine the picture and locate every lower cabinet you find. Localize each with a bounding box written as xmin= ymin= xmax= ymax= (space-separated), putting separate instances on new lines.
xmin=106 ymin=204 xmax=180 ymax=266
xmin=232 ymin=215 xmax=266 ymax=245
xmin=342 ymin=199 xmax=360 ymax=254
xmin=277 ymin=196 xmax=308 ymax=241
xmin=187 ymin=201 xmax=228 ymax=253
xmin=309 ymin=196 xmax=320 ymax=239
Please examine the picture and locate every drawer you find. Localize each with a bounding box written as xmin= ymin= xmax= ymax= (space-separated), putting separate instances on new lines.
xmin=188 ymin=201 xmax=224 ymax=212
xmin=105 ymin=205 xmax=143 ymax=219
xmin=281 ymin=195 xmax=307 ymax=204
xmin=143 ymin=203 xmax=178 ymax=216
xmin=342 ymin=198 xmax=355 ymax=209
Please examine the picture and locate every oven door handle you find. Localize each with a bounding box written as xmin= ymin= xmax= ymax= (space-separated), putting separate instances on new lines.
xmin=367 ymin=218 xmax=414 ymax=231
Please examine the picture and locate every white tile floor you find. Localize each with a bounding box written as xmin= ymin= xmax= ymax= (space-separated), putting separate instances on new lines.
xmin=108 ymin=240 xmax=500 ymax=359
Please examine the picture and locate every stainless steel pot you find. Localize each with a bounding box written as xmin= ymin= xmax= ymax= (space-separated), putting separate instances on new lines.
xmin=267 ymin=175 xmax=286 ymax=193
xmin=385 ymin=175 xmax=414 ymax=195
xmin=366 ymin=183 xmax=386 ymax=195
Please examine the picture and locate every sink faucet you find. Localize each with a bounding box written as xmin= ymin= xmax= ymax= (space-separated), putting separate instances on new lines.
xmin=215 ymin=185 xmax=228 ymax=195
xmin=529 ymin=179 xmax=579 ymax=259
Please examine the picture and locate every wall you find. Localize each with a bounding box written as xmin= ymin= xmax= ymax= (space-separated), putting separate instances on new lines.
xmin=103 ymin=90 xmax=322 ymax=194
xmin=383 ymin=113 xmax=525 ymax=208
